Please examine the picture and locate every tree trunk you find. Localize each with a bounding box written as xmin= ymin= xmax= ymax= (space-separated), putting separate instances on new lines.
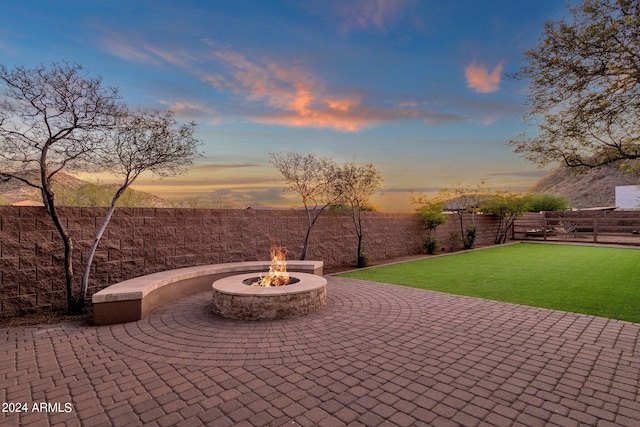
xmin=299 ymin=205 xmax=315 ymax=260
xmin=494 ymin=218 xmax=505 ymax=245
xmin=40 ymin=163 xmax=81 ymax=314
xmin=356 ymin=233 xmax=365 ymax=268
xmin=80 ymin=183 xmax=131 ymax=305
xmin=79 ymin=205 xmax=115 ymax=306
xmin=355 ymin=208 xmax=366 ymax=268
xmin=299 ymin=204 xmax=330 ymax=260
xmin=299 ymin=226 xmax=311 ymax=260
xmin=44 ymin=186 xmax=79 ymax=314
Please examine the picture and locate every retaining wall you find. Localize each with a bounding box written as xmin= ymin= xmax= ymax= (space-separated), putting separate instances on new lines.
xmin=0 ymin=206 xmax=500 ymax=317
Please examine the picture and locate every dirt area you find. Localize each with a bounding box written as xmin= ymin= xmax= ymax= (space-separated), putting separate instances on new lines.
xmin=0 ymin=308 xmax=93 ymax=329
xmin=323 ymin=253 xmax=431 ymax=274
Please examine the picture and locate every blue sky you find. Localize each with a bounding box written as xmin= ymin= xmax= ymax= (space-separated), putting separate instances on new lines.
xmin=0 ymin=1 xmax=569 ymax=211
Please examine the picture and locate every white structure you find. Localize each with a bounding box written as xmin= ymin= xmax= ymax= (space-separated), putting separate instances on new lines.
xmin=615 ymin=185 xmax=640 ymax=209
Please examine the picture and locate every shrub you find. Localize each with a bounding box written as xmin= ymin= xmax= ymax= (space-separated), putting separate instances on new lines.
xmin=464 ymin=225 xmax=477 ymax=249
xmin=525 ymin=192 xmax=569 ymax=212
xmin=356 ymin=243 xmax=369 ymax=267
xmin=448 ymin=231 xmax=460 ymax=252
xmin=423 ymin=237 xmax=439 ymax=254
xmin=412 ymin=197 xmax=448 ymax=254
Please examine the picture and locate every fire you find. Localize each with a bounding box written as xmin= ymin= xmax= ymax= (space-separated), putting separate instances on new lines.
xmin=254 ymin=244 xmax=290 ymax=287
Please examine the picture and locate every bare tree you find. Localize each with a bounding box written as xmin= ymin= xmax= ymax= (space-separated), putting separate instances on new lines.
xmin=269 ymin=152 xmax=341 ymax=260
xmin=333 ymin=162 xmax=384 ymax=268
xmin=0 ymin=62 xmax=121 ymax=314
xmin=79 ymin=109 xmax=201 ymax=308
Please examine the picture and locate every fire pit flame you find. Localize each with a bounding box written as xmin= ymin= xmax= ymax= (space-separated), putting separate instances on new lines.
xmin=254 ymin=244 xmax=290 ymax=287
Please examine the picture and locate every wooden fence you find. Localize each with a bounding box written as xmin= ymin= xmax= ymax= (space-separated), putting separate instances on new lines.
xmin=513 ymin=211 xmax=640 ymax=245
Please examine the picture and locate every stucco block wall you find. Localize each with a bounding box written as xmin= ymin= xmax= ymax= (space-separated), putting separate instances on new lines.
xmin=0 ymin=206 xmax=499 ymax=317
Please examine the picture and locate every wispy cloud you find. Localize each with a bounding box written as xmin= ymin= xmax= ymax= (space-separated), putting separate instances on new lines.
xmin=158 ymin=99 xmax=222 ymax=124
xmin=250 ymin=107 xmax=396 ymax=132
xmin=465 ymin=61 xmax=504 ymax=93
xmin=188 ymin=163 xmax=260 ymax=173
xmin=380 ymin=186 xmax=442 ymax=193
xmin=98 ymin=26 xmax=195 ymax=68
xmin=102 ymin=37 xmax=158 ymax=64
xmin=328 ymin=0 xmax=417 ymax=34
xmin=99 ymin=29 xmax=465 ymax=131
xmin=202 ymin=48 xmax=433 ymax=131
xmin=486 ymin=170 xmax=549 ymax=178
xmin=338 ymin=0 xmax=402 ymax=32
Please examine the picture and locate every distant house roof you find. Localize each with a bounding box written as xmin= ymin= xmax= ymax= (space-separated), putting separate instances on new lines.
xmin=245 ymin=205 xmax=292 ymax=210
xmin=245 ymin=205 xmax=321 ymax=211
xmin=575 ymin=206 xmax=617 ymax=211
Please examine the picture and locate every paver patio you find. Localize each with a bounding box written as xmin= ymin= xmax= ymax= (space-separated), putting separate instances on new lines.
xmin=2 ymin=276 xmax=640 ymax=426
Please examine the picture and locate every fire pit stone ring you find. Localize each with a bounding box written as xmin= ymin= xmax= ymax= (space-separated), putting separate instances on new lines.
xmin=212 ymin=272 xmax=327 ymax=320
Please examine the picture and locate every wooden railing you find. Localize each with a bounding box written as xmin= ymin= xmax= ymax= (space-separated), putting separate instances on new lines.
xmin=513 ymin=212 xmax=640 ymax=245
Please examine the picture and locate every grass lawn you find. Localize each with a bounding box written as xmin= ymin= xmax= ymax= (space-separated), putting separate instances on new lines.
xmin=337 ymin=243 xmax=640 ymax=323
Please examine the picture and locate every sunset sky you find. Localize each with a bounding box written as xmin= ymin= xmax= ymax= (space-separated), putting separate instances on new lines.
xmin=0 ymin=1 xmax=569 ymax=211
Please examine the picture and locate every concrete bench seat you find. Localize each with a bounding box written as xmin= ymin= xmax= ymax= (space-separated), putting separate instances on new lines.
xmin=92 ymin=261 xmax=324 ymax=325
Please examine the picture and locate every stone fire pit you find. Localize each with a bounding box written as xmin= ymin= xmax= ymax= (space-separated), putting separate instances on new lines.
xmin=212 ymin=272 xmax=327 ymax=320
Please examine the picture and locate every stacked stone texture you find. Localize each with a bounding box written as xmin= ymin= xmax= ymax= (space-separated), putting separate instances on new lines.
xmin=0 ymin=206 xmax=500 ymax=317
xmin=211 ymin=284 xmax=327 ymax=321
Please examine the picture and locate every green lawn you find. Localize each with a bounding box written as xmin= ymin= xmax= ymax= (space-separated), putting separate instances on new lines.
xmin=337 ymin=243 xmax=640 ymax=323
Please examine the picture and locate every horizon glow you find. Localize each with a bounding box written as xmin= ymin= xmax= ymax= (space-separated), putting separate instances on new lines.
xmin=0 ymin=1 xmax=568 ymax=211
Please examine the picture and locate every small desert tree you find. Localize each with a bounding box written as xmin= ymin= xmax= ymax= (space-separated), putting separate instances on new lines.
xmin=269 ymin=152 xmax=341 ymax=260
xmin=480 ymin=192 xmax=529 ymax=244
xmin=333 ymin=162 xmax=384 ymax=268
xmin=79 ymin=109 xmax=201 ymax=308
xmin=0 ymin=62 xmax=121 ymax=314
xmin=410 ymin=194 xmax=448 ymax=254
xmin=439 ymin=184 xmax=484 ymax=249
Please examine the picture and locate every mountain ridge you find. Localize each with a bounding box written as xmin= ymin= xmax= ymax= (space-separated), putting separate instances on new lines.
xmin=0 ymin=171 xmax=233 ymax=209
xmin=529 ymin=162 xmax=640 ymax=209
xmin=0 ymin=171 xmax=170 ymax=207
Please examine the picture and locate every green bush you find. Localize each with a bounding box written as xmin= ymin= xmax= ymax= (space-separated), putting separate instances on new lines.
xmin=423 ymin=237 xmax=439 ymax=254
xmin=464 ymin=225 xmax=477 ymax=249
xmin=357 ymin=254 xmax=369 ymax=268
xmin=525 ymin=193 xmax=569 ymax=212
xmin=356 ymin=243 xmax=369 ymax=268
xmin=414 ymin=200 xmax=448 ymax=254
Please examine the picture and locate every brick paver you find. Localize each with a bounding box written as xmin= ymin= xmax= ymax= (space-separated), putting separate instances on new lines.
xmin=1 ymin=276 xmax=640 ymax=426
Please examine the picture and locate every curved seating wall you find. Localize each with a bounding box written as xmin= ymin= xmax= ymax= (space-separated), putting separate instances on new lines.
xmin=91 ymin=261 xmax=324 ymax=325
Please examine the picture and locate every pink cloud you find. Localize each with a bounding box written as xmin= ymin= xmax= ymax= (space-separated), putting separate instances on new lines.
xmin=202 ymin=50 xmax=382 ymax=131
xmin=158 ymin=99 xmax=222 ymax=125
xmin=253 ymin=112 xmax=369 ymax=132
xmin=204 ymin=49 xmax=469 ymax=130
xmin=465 ymin=61 xmax=504 ymax=93
xmin=325 ymin=99 xmax=359 ymax=112
xmin=100 ymin=31 xmax=466 ymax=131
